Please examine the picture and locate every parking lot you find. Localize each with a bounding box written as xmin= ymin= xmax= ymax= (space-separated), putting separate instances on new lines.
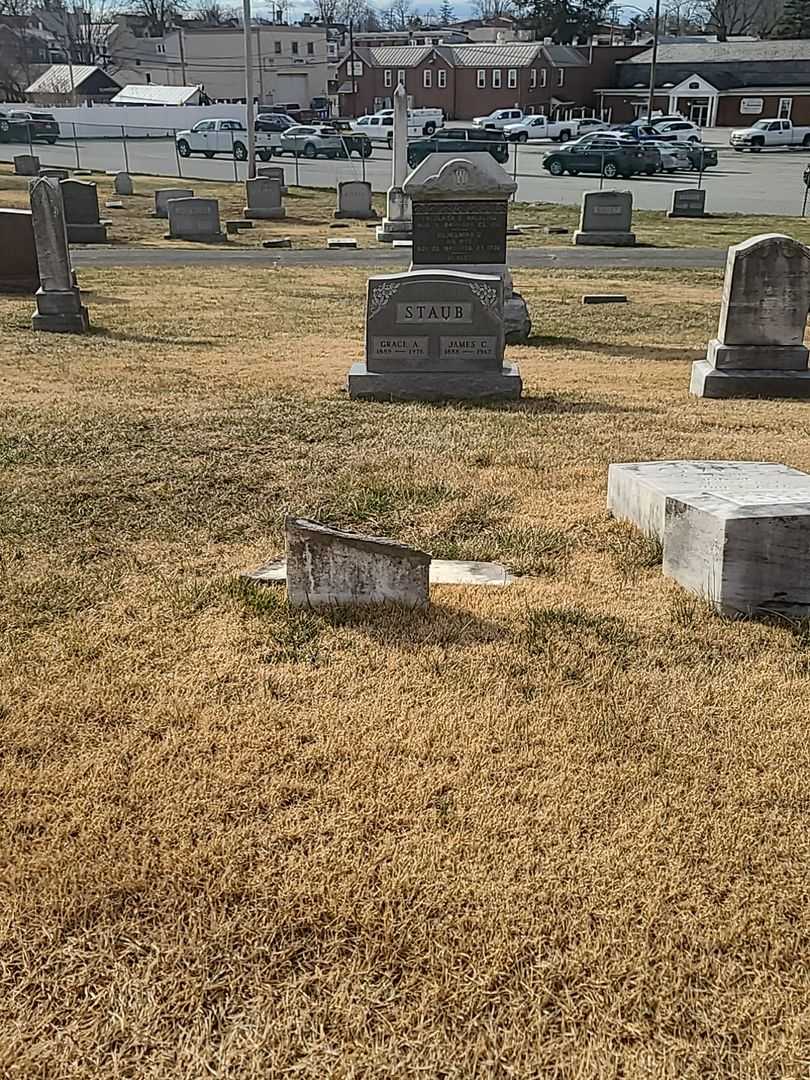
xmin=2 ymin=131 xmax=809 ymax=216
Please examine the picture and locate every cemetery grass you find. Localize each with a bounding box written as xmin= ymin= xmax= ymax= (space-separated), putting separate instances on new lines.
xmin=1 ymin=264 xmax=810 ymax=1076
xmin=5 ymin=165 xmax=810 ymax=250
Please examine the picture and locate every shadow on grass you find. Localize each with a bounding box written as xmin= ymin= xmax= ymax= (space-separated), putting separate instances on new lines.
xmin=324 ymin=599 xmax=511 ymax=650
xmin=413 ymin=394 xmax=657 ymax=416
xmin=90 ymin=327 xmax=219 ymax=347
xmin=525 ymin=333 xmax=704 ymax=364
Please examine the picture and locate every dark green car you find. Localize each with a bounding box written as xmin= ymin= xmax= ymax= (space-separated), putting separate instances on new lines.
xmin=407 ymin=128 xmax=509 ymax=169
xmin=543 ymin=135 xmax=657 ymax=178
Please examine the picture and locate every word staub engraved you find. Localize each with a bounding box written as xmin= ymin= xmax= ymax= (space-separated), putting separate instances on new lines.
xmin=397 ymin=302 xmax=472 ymax=323
xmin=412 ymin=199 xmax=507 ymax=265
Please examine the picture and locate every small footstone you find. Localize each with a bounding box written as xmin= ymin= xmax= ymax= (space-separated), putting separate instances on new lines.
xmin=582 ymin=293 xmax=627 ymax=304
xmin=544 ymin=225 xmax=569 ymax=235
xmin=328 ymin=237 xmax=357 ymax=249
xmin=506 ymin=227 xmax=523 ymax=236
xmin=284 ymin=517 xmax=430 ymax=608
xmin=105 ymin=200 xmax=124 ymax=209
xmin=262 ymin=237 xmax=291 ymax=248
xmin=226 ymin=219 xmax=253 ymax=234
xmin=330 ymin=222 xmax=350 ymax=229
xmin=392 ymin=239 xmax=412 ymax=248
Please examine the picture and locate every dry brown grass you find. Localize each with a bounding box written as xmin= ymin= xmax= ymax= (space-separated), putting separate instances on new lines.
xmin=5 ymin=163 xmax=810 ymax=250
xmin=1 ymin=264 xmax=810 ymax=1078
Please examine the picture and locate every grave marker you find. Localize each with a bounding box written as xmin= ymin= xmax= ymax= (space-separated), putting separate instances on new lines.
xmin=154 ymin=187 xmax=194 ymax=218
xmin=573 ymin=190 xmax=635 ymax=246
xmin=257 ymin=165 xmax=287 ymax=193
xmin=29 ymin=177 xmax=89 ymax=333
xmin=376 ymin=83 xmax=412 ymax=243
xmin=165 ymin=197 xmax=226 ymax=241
xmin=243 ymin=177 xmax=285 ymax=219
xmin=668 ymin=188 xmax=706 ymax=218
xmin=59 ymin=179 xmax=108 ymax=243
xmin=335 ymin=180 xmax=377 ymax=220
xmin=14 ymin=154 xmax=39 ymax=176
xmin=0 ymin=208 xmax=39 ymax=293
xmin=114 ymin=171 xmax=133 ymax=196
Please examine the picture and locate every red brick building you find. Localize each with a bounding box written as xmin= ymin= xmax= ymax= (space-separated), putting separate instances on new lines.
xmin=337 ymin=42 xmax=642 ymax=120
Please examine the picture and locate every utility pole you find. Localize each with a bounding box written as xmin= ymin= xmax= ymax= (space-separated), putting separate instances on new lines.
xmin=242 ymin=0 xmax=256 ymax=177
xmin=178 ymin=26 xmax=187 ymax=85
xmin=646 ymin=0 xmax=661 ymax=123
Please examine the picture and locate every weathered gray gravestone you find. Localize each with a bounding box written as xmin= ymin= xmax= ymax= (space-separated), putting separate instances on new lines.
xmin=14 ymin=154 xmax=40 ymax=176
xmin=402 ymin=153 xmax=531 ymax=344
xmin=29 ymin=177 xmax=89 ymax=332
xmin=285 ymin=517 xmax=430 ymax=607
xmin=668 ymin=188 xmax=706 ymax=218
xmin=257 ymin=165 xmax=288 ymax=193
xmin=573 ymin=190 xmax=635 ymax=246
xmin=59 ymin=179 xmax=108 ymax=243
xmin=376 ymin=82 xmax=411 ymax=243
xmin=335 ymin=180 xmax=377 ymax=220
xmin=608 ymin=459 xmax=810 ymax=616
xmin=165 ymin=197 xmax=226 ymax=241
xmin=0 ymin=209 xmax=39 ymax=293
xmin=690 ymin=233 xmax=810 ymax=398
xmin=348 ymin=268 xmax=521 ymax=401
xmin=39 ymin=167 xmax=69 ymax=180
xmin=153 ymin=187 xmax=194 ymax=218
xmin=243 ymin=177 xmax=285 ymax=220
xmin=114 ymin=171 xmax=133 ymax=196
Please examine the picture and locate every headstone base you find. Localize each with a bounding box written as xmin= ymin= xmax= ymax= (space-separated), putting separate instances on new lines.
xmin=706 ymin=338 xmax=809 ymax=371
xmin=67 ymin=223 xmax=108 ymax=244
xmin=243 ymin=207 xmax=286 ymax=219
xmin=335 ymin=208 xmax=379 ymax=220
xmin=376 ymin=218 xmax=412 ymax=243
xmin=347 ymin=361 xmax=522 ymax=402
xmin=667 ymin=209 xmax=706 ymax=218
xmin=573 ymin=230 xmax=636 ymax=246
xmin=32 ymin=287 xmax=89 ymax=333
xmin=690 ymin=359 xmax=810 ymax=399
xmin=164 ymin=231 xmax=227 ymax=243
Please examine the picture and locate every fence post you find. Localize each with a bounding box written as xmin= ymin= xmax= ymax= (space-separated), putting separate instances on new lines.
xmin=72 ymin=123 xmax=81 ymax=170
xmin=173 ymin=129 xmax=183 ymax=178
xmin=232 ymin=128 xmax=239 ymax=183
xmin=294 ymin=147 xmax=300 ymax=188
xmin=697 ymin=147 xmax=704 ymax=191
xmin=121 ymin=125 xmax=130 ymax=173
xmin=600 ymin=152 xmax=605 ymax=190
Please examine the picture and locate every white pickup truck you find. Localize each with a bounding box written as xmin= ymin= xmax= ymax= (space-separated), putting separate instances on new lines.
xmin=175 ymin=118 xmax=278 ymax=161
xmin=503 ymin=114 xmax=579 ymax=142
xmin=730 ymin=118 xmax=810 ymax=151
xmin=352 ymin=108 xmax=443 ymax=144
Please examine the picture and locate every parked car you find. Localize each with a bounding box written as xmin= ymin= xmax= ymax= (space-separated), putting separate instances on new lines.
xmin=406 ymin=127 xmax=509 ymax=167
xmin=0 ymin=108 xmax=59 ymax=144
xmin=255 ymin=112 xmax=297 ymax=133
xmin=276 ymin=124 xmax=344 ymax=158
xmin=645 ymin=139 xmax=691 ymax=172
xmin=543 ymin=134 xmax=659 ymax=178
xmin=653 ymin=119 xmax=702 ymax=143
xmin=504 ymin=114 xmax=578 ymax=143
xmin=730 ymin=118 xmax=810 ymax=150
xmin=575 ymin=117 xmax=609 ymax=134
xmin=684 ymin=142 xmax=718 ymax=170
xmin=175 ymin=119 xmax=277 ymax=160
xmin=330 ymin=118 xmax=373 ymax=157
xmin=473 ymin=108 xmax=523 ymax=130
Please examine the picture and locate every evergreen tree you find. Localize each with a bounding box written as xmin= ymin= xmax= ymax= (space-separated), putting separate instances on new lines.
xmin=771 ymin=0 xmax=810 ymax=36
xmin=439 ymin=0 xmax=454 ymax=22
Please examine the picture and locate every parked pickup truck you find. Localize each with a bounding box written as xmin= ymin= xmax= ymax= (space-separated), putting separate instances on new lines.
xmin=407 ymin=127 xmax=508 ymax=168
xmin=504 ymin=114 xmax=579 ymax=143
xmin=352 ymin=108 xmax=442 ymax=145
xmin=730 ymin=118 xmax=810 ymax=150
xmin=175 ymin=119 xmax=278 ymax=161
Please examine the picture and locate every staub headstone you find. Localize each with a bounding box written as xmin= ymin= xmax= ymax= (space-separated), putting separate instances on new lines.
xmin=668 ymin=188 xmax=706 ymax=218
xmin=154 ymin=187 xmax=194 ymax=218
xmin=165 ymin=197 xmax=226 ymax=241
xmin=574 ymin=190 xmax=635 ymax=246
xmin=609 ymin=459 xmax=810 ymax=616
xmin=347 ymin=268 xmax=521 ymax=401
xmin=335 ymin=180 xmax=377 ymax=220
xmin=29 ymin=177 xmax=89 ymax=333
xmin=114 ymin=171 xmax=133 ymax=196
xmin=243 ymin=177 xmax=285 ymax=220
xmin=59 ymin=179 xmax=108 ymax=243
xmin=0 ymin=208 xmax=39 ymax=293
xmin=403 ymin=154 xmax=531 ymax=344
xmin=691 ymin=233 xmax=810 ymax=398
xmin=14 ymin=154 xmax=40 ymax=176
xmin=257 ymin=165 xmax=287 ymax=193
xmin=285 ymin=517 xmax=430 ymax=608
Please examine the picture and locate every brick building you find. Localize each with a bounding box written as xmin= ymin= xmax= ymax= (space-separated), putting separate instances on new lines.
xmin=599 ymin=40 xmax=810 ymax=126
xmin=337 ymin=42 xmax=642 ymax=120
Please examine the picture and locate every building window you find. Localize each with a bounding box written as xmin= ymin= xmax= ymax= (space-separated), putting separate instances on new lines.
xmin=384 ymin=69 xmax=392 ymax=87
xmin=508 ymin=68 xmax=517 ymax=89
xmin=779 ymin=96 xmax=793 ymax=118
xmin=291 ymin=40 xmax=299 ymax=55
xmin=557 ymin=68 xmax=564 ymax=86
xmin=540 ymin=68 xmax=547 ymax=87
xmin=423 ymin=69 xmax=432 ymax=88
xmin=530 ymin=68 xmax=537 ymax=89
xmin=477 ymin=68 xmax=486 ymax=88
xmin=397 ymin=68 xmax=405 ymax=85
xmin=156 ymin=42 xmax=165 ymax=53
xmin=438 ymin=68 xmax=446 ymax=88
xmin=307 ymin=41 xmax=314 ymax=55
xmin=274 ymin=40 xmax=282 ymax=54
xmin=492 ymin=69 xmax=501 ymax=88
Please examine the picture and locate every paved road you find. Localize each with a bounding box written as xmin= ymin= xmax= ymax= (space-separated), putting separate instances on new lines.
xmin=4 ymin=134 xmax=809 ymax=215
xmin=72 ymin=244 xmax=726 ymax=270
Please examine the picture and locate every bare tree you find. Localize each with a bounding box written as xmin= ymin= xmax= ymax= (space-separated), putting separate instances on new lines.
xmin=383 ymin=0 xmax=413 ymax=27
xmin=696 ymin=0 xmax=777 ymax=35
xmin=127 ymin=0 xmax=184 ymax=36
xmin=193 ymin=0 xmax=237 ymax=21
xmin=471 ymin=0 xmax=515 ymax=18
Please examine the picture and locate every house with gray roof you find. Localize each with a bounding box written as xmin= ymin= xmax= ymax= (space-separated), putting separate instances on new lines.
xmin=598 ymin=39 xmax=810 ymax=126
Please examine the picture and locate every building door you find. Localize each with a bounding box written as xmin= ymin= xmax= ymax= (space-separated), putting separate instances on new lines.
xmin=779 ymin=97 xmax=793 ymax=119
xmin=689 ymin=100 xmax=709 ymax=126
